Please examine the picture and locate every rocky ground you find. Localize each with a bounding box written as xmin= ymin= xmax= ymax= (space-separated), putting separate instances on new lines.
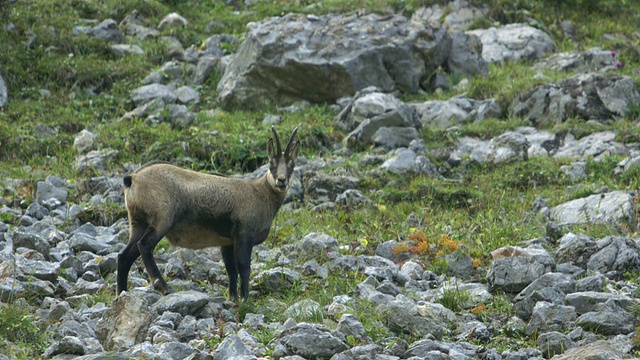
xmin=1 ymin=0 xmax=640 ymax=359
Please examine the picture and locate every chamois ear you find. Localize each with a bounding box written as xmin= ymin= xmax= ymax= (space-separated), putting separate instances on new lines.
xmin=288 ymin=141 xmax=300 ymax=162
xmin=267 ymin=138 xmax=277 ymax=161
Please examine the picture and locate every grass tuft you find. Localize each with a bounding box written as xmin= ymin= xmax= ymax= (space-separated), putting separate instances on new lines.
xmin=0 ymin=300 xmax=50 ymax=358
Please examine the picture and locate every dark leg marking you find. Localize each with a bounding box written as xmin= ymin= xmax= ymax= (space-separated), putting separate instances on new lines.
xmin=116 ymin=225 xmax=150 ymax=294
xmin=221 ymin=245 xmax=238 ymax=300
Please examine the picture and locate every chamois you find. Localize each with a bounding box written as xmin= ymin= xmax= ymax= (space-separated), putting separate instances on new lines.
xmin=117 ymin=126 xmax=300 ymax=300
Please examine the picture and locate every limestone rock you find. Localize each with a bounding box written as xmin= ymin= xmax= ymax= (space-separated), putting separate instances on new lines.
xmin=550 ymin=191 xmax=635 ymax=226
xmin=95 ymin=292 xmax=153 ymax=351
xmin=467 ymin=23 xmax=555 ymax=63
xmin=217 ymin=13 xmax=450 ymax=109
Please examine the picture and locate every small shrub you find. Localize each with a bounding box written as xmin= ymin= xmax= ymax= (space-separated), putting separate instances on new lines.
xmin=438 ymin=287 xmax=471 ymax=312
xmin=633 ymin=326 xmax=640 ymax=348
xmin=0 ymin=300 xmax=50 ymax=358
xmin=487 ymin=293 xmax=514 ymax=316
xmin=393 ymin=230 xmax=462 ymax=258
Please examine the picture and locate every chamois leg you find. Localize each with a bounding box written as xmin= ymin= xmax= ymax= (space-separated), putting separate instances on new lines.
xmin=116 ymin=224 xmax=149 ymax=295
xmin=221 ymin=245 xmax=238 ymax=300
xmin=235 ymin=241 xmax=253 ymax=301
xmin=137 ymin=230 xmax=172 ymax=295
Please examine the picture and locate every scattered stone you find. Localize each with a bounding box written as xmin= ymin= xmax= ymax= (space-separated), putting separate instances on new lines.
xmin=413 ymin=1 xmax=490 ymax=33
xmin=550 ymin=338 xmax=634 ymax=360
xmin=536 ymin=331 xmax=573 ymax=358
xmin=443 ymin=251 xmax=474 ymax=278
xmin=253 ymin=267 xmax=300 ymax=294
xmin=297 ymin=232 xmax=338 ymax=259
xmin=411 ymin=97 xmax=501 ymax=129
xmin=467 ymin=23 xmax=555 ymax=63
xmin=271 ymin=323 xmax=349 ymax=359
xmin=19 ymin=258 xmax=60 ymax=281
xmin=554 ymin=232 xmax=598 ymax=268
xmin=341 ymin=96 xmax=421 ymax=146
xmin=33 ymin=124 xmax=56 ymax=139
xmin=447 ymin=32 xmax=489 ymax=75
xmin=194 ymin=55 xmax=220 ymax=85
xmin=158 ymin=12 xmax=188 ymax=30
xmin=575 ymin=301 xmax=636 ymax=335
xmin=575 ymin=273 xmax=606 ymax=292
xmin=88 ymin=19 xmax=125 ymax=44
xmin=488 ymin=246 xmax=555 ymax=292
xmin=371 ymin=127 xmax=420 ymax=149
xmin=586 ymin=236 xmax=640 ymax=275
xmin=111 ymin=44 xmax=145 ymax=56
xmin=262 ymin=114 xmax=281 ymax=125
xmin=43 ymin=335 xmax=87 ymax=357
xmin=35 ymin=177 xmax=68 ymax=206
xmin=131 ymin=83 xmax=177 ymax=106
xmin=335 ymin=89 xmax=408 ymax=132
xmin=555 ymin=131 xmax=626 ymax=160
xmin=151 ymin=291 xmax=211 ymax=317
xmin=73 ymin=129 xmax=97 ymax=154
xmin=335 ymin=189 xmax=371 ymax=208
xmin=75 ymin=149 xmax=119 ymax=174
xmin=13 ymin=231 xmax=50 ymax=257
xmin=175 ymin=86 xmax=200 ymax=105
xmin=95 ymin=292 xmax=153 ymax=351
xmin=509 ymin=73 xmax=640 ymax=126
xmin=380 ymin=148 xmax=439 ymax=176
xmin=565 ymin=291 xmax=636 ymax=315
xmin=489 ymin=131 xmax=530 ymax=164
xmin=212 ymin=335 xmax=252 ymax=360
xmin=525 ymin=301 xmax=576 ymax=336
xmin=158 ymin=342 xmax=196 ymax=359
xmin=378 ymin=296 xmax=447 ymax=339
xmin=536 ymin=47 xmax=619 ymax=73
xmin=551 ymin=191 xmax=635 ymax=226
xmin=560 ymin=161 xmax=587 ymax=181
xmin=119 ymin=97 xmax=166 ymax=122
xmin=165 ymin=104 xmax=196 ymax=128
xmin=121 ymin=10 xmax=159 ymax=40
xmin=303 ymin=171 xmax=359 ymax=206
xmin=160 ymin=35 xmax=185 ymax=59
xmin=513 ymin=272 xmax=575 ymax=320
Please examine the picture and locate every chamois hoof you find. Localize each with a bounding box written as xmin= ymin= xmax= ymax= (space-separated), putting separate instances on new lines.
xmin=152 ymin=279 xmax=173 ymax=295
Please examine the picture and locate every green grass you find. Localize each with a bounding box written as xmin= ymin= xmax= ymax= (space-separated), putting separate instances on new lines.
xmin=1 ymin=0 xmax=640 ymax=357
xmin=438 ymin=287 xmax=473 ymax=312
xmin=0 ymin=300 xmax=51 ymax=358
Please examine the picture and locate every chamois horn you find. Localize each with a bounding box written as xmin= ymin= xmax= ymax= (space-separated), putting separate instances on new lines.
xmin=284 ymin=127 xmax=298 ymax=156
xmin=271 ymin=126 xmax=282 ymax=155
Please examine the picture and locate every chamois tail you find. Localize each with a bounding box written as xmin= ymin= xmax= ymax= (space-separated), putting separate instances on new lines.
xmin=123 ymin=175 xmax=133 ymax=188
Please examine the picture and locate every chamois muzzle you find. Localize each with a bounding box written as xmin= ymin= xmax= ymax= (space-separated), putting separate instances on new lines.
xmin=275 ymin=176 xmax=287 ymax=190
xmin=269 ymin=126 xmax=298 ymax=192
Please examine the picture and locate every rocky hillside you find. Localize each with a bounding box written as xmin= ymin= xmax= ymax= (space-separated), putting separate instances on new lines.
xmin=1 ymin=0 xmax=640 ymax=359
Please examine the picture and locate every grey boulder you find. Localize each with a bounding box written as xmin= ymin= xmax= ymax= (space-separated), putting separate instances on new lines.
xmin=217 ymin=13 xmax=450 ymax=109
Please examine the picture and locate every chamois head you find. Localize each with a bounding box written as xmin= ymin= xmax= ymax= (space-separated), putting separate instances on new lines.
xmin=266 ymin=126 xmax=299 ymax=192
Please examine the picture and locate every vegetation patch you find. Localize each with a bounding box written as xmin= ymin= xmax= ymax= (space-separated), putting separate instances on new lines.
xmin=0 ymin=300 xmax=50 ymax=358
xmin=1 ymin=0 xmax=640 ymax=357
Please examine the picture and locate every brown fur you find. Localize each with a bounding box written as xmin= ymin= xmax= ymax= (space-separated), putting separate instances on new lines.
xmin=117 ymin=127 xmax=299 ymax=300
